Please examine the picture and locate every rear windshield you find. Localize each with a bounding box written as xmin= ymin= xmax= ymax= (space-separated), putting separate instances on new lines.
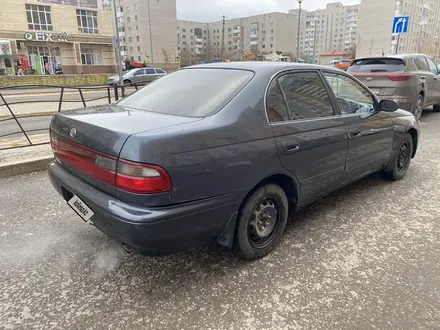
xmin=118 ymin=68 xmax=254 ymax=117
xmin=348 ymin=58 xmax=406 ymax=73
xmin=340 ymin=60 xmax=351 ymax=64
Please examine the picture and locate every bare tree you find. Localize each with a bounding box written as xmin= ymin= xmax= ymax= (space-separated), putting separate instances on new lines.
xmin=161 ymin=48 xmax=172 ymax=68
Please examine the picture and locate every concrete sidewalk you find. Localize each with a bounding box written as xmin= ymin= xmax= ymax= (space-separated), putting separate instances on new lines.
xmin=0 ymin=143 xmax=53 ymax=178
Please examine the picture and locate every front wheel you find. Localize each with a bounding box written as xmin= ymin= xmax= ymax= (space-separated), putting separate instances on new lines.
xmin=234 ymin=184 xmax=289 ymax=260
xmin=383 ymin=133 xmax=413 ymax=181
xmin=414 ymin=94 xmax=424 ymax=120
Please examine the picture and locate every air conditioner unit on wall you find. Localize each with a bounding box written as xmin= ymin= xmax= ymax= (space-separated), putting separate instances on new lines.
xmin=17 ymin=42 xmax=26 ymax=50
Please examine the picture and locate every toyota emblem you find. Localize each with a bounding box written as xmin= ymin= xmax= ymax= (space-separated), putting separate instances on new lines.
xmin=69 ymin=128 xmax=77 ymax=138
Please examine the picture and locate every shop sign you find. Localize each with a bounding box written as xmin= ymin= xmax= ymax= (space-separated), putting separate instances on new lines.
xmin=0 ymin=40 xmax=12 ymax=55
xmin=24 ymin=32 xmax=68 ymax=42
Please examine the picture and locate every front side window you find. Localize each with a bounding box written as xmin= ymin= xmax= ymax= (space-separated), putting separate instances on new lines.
xmin=77 ymin=10 xmax=98 ymax=34
xmin=414 ymin=57 xmax=428 ymax=71
xmin=323 ymin=72 xmax=375 ymax=114
xmin=134 ymin=69 xmax=145 ymax=76
xmin=26 ymin=4 xmax=53 ymax=31
xmin=80 ymin=48 xmax=102 ymax=65
xmin=277 ymin=72 xmax=335 ymax=120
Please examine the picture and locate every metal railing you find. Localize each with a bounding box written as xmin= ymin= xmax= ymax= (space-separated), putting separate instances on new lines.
xmin=0 ymin=83 xmax=144 ymax=150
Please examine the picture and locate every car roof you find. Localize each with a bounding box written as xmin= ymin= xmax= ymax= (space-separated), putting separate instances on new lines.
xmin=184 ymin=61 xmax=342 ymax=75
xmin=353 ymin=53 xmax=428 ymax=61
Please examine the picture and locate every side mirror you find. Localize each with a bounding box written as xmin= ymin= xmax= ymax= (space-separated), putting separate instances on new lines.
xmin=379 ymin=99 xmax=399 ymax=112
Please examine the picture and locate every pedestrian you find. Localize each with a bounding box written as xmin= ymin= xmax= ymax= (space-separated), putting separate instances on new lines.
xmin=16 ymin=58 xmax=24 ymax=76
xmin=44 ymin=61 xmax=50 ymax=75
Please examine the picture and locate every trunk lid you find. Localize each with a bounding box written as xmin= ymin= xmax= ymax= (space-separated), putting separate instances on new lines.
xmin=50 ymin=104 xmax=201 ymax=157
xmin=348 ymin=57 xmax=412 ymax=96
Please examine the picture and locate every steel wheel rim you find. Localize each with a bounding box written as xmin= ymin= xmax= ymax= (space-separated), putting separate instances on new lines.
xmin=248 ymin=197 xmax=280 ymax=249
xmin=397 ymin=142 xmax=410 ymax=172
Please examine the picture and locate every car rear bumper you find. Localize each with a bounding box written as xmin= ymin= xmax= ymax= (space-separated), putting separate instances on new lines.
xmin=48 ymin=162 xmax=243 ymax=255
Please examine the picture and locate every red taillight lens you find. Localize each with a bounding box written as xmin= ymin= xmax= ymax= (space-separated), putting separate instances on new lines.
xmin=116 ymin=160 xmax=172 ymax=194
xmin=352 ymin=73 xmax=414 ymax=82
xmin=386 ymin=74 xmax=414 ymax=81
xmin=51 ymin=134 xmax=117 ymax=186
xmin=51 ymin=133 xmax=172 ymax=194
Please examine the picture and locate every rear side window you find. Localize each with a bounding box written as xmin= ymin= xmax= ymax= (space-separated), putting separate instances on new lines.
xmin=266 ymin=80 xmax=289 ymax=122
xmin=414 ymin=57 xmax=429 ymax=71
xmin=118 ymin=69 xmax=254 ymax=117
xmin=348 ymin=58 xmax=406 ymax=73
xmin=155 ymin=69 xmax=166 ymax=74
xmin=278 ymin=72 xmax=335 ymax=120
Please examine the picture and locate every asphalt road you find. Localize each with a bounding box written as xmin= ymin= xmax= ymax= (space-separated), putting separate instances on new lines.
xmin=1 ymin=115 xmax=52 ymax=137
xmin=1 ymin=111 xmax=440 ymax=329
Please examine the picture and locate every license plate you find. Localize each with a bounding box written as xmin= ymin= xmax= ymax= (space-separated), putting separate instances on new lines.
xmin=372 ymin=89 xmax=380 ymax=95
xmin=68 ymin=195 xmax=95 ymax=222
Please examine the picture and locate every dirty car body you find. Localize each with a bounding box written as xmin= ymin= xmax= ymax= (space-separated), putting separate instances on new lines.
xmin=49 ymin=62 xmax=420 ymax=258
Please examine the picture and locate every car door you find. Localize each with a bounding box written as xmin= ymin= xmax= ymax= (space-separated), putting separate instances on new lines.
xmin=133 ymin=69 xmax=146 ymax=84
xmin=144 ymin=68 xmax=157 ymax=82
xmin=426 ymin=57 xmax=440 ymax=102
xmin=322 ymin=71 xmax=394 ymax=181
xmin=268 ymin=70 xmax=347 ymax=202
xmin=414 ymin=56 xmax=436 ymax=105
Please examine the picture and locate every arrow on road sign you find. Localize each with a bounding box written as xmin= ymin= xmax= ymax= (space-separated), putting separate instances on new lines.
xmin=393 ymin=16 xmax=410 ymax=34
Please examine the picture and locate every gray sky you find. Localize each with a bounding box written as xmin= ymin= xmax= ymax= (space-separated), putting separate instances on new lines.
xmin=177 ymin=0 xmax=361 ymax=22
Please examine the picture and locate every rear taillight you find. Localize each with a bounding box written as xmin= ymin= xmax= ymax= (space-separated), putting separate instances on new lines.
xmin=116 ymin=160 xmax=172 ymax=194
xmin=51 ymin=133 xmax=172 ymax=194
xmin=352 ymin=73 xmax=414 ymax=81
xmin=386 ymin=74 xmax=414 ymax=82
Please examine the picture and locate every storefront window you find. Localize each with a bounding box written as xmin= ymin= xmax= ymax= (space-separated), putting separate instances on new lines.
xmin=27 ymin=45 xmax=60 ymax=74
xmin=76 ymin=10 xmax=99 ymax=34
xmin=25 ymin=4 xmax=53 ymax=31
xmin=81 ymin=48 xmax=102 ymax=65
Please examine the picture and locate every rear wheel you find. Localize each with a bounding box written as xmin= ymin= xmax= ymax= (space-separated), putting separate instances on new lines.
xmin=234 ymin=184 xmax=288 ymax=260
xmin=414 ymin=94 xmax=424 ymax=120
xmin=383 ymin=133 xmax=413 ymax=181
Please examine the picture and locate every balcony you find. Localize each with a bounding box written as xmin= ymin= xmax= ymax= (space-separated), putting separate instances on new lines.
xmin=250 ymin=40 xmax=258 ymax=45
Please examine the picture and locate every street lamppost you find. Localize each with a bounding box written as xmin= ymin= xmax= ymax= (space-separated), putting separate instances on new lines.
xmin=112 ymin=0 xmax=124 ymax=94
xmin=435 ymin=36 xmax=439 ymax=60
xmin=147 ymin=0 xmax=154 ymax=66
xmin=296 ymin=0 xmax=303 ymax=63
xmin=312 ymin=17 xmax=317 ymax=64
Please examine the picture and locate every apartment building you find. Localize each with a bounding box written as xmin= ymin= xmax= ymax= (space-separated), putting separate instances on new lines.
xmin=357 ymin=0 xmax=440 ymax=58
xmin=0 ymin=0 xmax=116 ymax=75
xmin=115 ymin=0 xmax=177 ymax=65
xmin=289 ymin=2 xmax=360 ymax=64
xmin=177 ymin=13 xmax=296 ymax=64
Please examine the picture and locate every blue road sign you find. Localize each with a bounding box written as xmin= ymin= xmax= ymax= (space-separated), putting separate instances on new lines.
xmin=393 ymin=16 xmax=410 ymax=34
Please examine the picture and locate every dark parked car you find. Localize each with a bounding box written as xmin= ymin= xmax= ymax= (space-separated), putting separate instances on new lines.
xmin=348 ymin=54 xmax=440 ymax=120
xmin=49 ymin=63 xmax=420 ymax=259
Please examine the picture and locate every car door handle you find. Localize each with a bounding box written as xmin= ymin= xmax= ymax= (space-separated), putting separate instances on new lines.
xmin=282 ymin=142 xmax=300 ymax=153
xmin=421 ymin=75 xmax=426 ymax=79
xmin=349 ymin=130 xmax=361 ymax=138
xmin=434 ymin=76 xmax=438 ymax=80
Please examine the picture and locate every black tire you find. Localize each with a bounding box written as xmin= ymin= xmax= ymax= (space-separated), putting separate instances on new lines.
xmin=433 ymin=103 xmax=440 ymax=112
xmin=234 ymin=184 xmax=289 ymax=260
xmin=384 ymin=133 xmax=413 ymax=181
xmin=123 ymin=79 xmax=131 ymax=86
xmin=413 ymin=94 xmax=424 ymax=120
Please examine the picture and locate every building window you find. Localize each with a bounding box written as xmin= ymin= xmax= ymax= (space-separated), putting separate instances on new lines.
xmin=77 ymin=10 xmax=98 ymax=34
xmin=137 ymin=36 xmax=140 ymax=42
xmin=129 ymin=37 xmax=132 ymax=42
xmin=26 ymin=4 xmax=53 ymax=31
xmin=135 ymin=15 xmax=138 ymax=21
xmin=137 ymin=46 xmax=140 ymax=51
xmin=81 ymin=48 xmax=102 ymax=65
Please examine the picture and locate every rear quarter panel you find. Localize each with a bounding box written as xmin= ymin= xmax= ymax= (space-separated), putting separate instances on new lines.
xmin=120 ymin=72 xmax=290 ymax=204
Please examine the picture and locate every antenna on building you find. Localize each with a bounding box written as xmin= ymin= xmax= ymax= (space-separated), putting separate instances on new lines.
xmin=221 ymin=16 xmax=226 ymax=60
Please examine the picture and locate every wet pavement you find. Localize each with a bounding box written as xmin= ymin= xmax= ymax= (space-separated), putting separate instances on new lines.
xmin=1 ymin=111 xmax=440 ymax=330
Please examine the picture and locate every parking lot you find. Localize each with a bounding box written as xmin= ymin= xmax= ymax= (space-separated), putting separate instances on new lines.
xmin=1 ymin=111 xmax=440 ymax=329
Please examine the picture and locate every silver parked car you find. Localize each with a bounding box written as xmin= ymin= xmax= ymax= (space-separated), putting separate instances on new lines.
xmin=108 ymin=67 xmax=167 ymax=86
xmin=348 ymin=54 xmax=440 ymax=120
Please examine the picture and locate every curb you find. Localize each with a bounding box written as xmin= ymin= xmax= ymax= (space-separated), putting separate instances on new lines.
xmin=0 ymin=156 xmax=54 ymax=178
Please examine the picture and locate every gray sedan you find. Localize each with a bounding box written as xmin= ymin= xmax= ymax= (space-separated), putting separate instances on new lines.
xmin=49 ymin=62 xmax=419 ymax=260
xmin=108 ymin=67 xmax=167 ymax=86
